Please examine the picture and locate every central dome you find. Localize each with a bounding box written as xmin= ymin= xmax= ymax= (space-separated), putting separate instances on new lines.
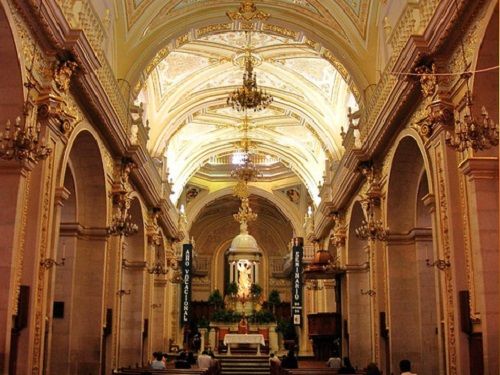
xmin=230 ymin=232 xmax=258 ymax=252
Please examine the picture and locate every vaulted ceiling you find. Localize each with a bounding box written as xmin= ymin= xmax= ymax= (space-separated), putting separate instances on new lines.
xmin=94 ymin=0 xmax=381 ymax=213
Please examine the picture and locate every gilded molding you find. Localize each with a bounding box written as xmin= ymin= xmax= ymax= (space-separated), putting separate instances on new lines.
xmin=31 ymin=138 xmax=55 ymax=374
xmin=11 ymin=170 xmax=32 ymax=316
xmin=458 ymin=170 xmax=480 ymax=322
xmin=435 ymin=150 xmax=457 ymax=375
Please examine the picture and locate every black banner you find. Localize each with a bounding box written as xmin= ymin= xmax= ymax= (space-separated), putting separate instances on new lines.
xmin=180 ymin=243 xmax=192 ymax=325
xmin=292 ymin=237 xmax=303 ymax=326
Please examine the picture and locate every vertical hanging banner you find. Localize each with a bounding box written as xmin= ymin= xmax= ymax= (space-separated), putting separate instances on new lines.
xmin=180 ymin=243 xmax=192 ymax=325
xmin=291 ymin=237 xmax=303 ymax=326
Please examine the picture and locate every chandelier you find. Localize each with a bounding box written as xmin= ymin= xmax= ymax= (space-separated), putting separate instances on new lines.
xmin=147 ymin=248 xmax=168 ymax=276
xmin=354 ymin=201 xmax=387 ymax=241
xmin=446 ymin=77 xmax=499 ymax=151
xmin=231 ymin=115 xmax=262 ymax=197
xmin=108 ymin=206 xmax=139 ymax=237
xmin=445 ymin=0 xmax=498 ymax=151
xmin=0 ymin=116 xmax=51 ymax=162
xmin=227 ymin=32 xmax=273 ymax=112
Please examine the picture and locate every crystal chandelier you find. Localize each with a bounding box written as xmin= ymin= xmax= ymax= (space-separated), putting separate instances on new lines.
xmin=147 ymin=248 xmax=168 ymax=276
xmin=227 ymin=33 xmax=272 ymax=112
xmin=446 ymin=78 xmax=499 ymax=151
xmin=231 ymin=115 xmax=262 ymax=197
xmin=0 ymin=117 xmax=51 ymax=162
xmin=355 ymin=202 xmax=387 ymax=241
xmin=445 ymin=0 xmax=498 ymax=152
xmin=108 ymin=205 xmax=139 ymax=237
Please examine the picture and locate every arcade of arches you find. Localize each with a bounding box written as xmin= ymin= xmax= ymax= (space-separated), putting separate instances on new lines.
xmin=0 ymin=0 xmax=498 ymax=374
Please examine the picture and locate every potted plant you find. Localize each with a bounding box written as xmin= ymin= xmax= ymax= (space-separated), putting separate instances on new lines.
xmin=268 ymin=289 xmax=281 ymax=315
xmin=208 ymin=289 xmax=224 ymax=310
xmin=226 ymin=282 xmax=238 ymax=297
xmin=250 ymin=283 xmax=263 ymax=299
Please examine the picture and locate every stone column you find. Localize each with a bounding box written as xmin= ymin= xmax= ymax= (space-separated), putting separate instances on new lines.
xmin=0 ymin=160 xmax=34 ymax=374
xmin=425 ymin=124 xmax=470 ymax=375
xmin=460 ymin=157 xmax=499 ymax=374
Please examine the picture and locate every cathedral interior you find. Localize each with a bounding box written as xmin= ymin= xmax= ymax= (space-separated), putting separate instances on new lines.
xmin=0 ymin=0 xmax=498 ymax=374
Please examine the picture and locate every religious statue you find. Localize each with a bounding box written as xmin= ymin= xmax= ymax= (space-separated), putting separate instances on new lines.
xmin=237 ymin=259 xmax=252 ymax=297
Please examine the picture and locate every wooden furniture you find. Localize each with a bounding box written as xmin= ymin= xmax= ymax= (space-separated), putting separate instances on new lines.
xmin=223 ymin=333 xmax=265 ymax=355
xmin=307 ymin=313 xmax=341 ymax=360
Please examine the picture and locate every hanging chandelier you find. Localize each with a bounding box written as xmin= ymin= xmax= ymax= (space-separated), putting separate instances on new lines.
xmin=227 ymin=51 xmax=273 ymax=112
xmin=0 ymin=117 xmax=51 ymax=162
xmin=354 ymin=198 xmax=387 ymax=242
xmin=446 ymin=76 xmax=499 ymax=151
xmin=231 ymin=115 xmax=262 ymax=197
xmin=227 ymin=31 xmax=273 ymax=112
xmin=354 ymin=210 xmax=387 ymax=241
xmin=445 ymin=0 xmax=498 ymax=152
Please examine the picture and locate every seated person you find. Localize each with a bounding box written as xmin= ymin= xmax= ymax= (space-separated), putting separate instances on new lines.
xmin=269 ymin=353 xmax=281 ymax=365
xmin=174 ymin=351 xmax=191 ymax=369
xmin=281 ymin=349 xmax=298 ymax=369
xmin=197 ymin=350 xmax=213 ymax=369
xmin=326 ymin=356 xmax=341 ymax=369
xmin=151 ymin=352 xmax=166 ymax=370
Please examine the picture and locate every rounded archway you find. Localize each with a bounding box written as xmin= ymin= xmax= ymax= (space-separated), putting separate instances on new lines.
xmin=119 ymin=197 xmax=147 ymax=368
xmin=49 ymin=130 xmax=108 ymax=375
xmin=385 ymin=136 xmax=440 ymax=375
xmin=343 ymin=201 xmax=371 ymax=367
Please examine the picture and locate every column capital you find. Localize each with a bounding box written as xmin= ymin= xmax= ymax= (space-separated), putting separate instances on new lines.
xmin=459 ymin=157 xmax=499 ymax=180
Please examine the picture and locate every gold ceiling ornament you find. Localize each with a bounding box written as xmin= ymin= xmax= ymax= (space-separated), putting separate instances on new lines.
xmin=227 ymin=31 xmax=273 ymax=112
xmin=226 ymin=1 xmax=270 ymax=24
xmin=233 ymin=196 xmax=258 ymax=230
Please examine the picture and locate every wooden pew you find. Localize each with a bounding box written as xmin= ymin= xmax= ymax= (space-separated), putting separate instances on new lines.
xmin=282 ymin=370 xmax=366 ymax=375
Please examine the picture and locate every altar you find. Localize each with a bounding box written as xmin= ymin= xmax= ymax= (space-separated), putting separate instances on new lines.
xmin=223 ymin=333 xmax=265 ymax=355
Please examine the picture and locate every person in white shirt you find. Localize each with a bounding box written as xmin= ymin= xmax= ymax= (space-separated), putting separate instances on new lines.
xmin=151 ymin=352 xmax=166 ymax=370
xmin=399 ymin=359 xmax=417 ymax=375
xmin=197 ymin=350 xmax=213 ymax=369
xmin=326 ymin=356 xmax=341 ymax=369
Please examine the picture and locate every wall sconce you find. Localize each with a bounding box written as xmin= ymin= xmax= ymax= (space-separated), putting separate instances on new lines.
xmin=426 ymin=258 xmax=451 ymax=271
xmin=40 ymin=257 xmax=65 ymax=269
xmin=40 ymin=242 xmax=66 ymax=269
xmin=117 ymin=289 xmax=131 ymax=297
xmin=147 ymin=262 xmax=168 ymax=276
xmin=360 ymin=289 xmax=376 ymax=297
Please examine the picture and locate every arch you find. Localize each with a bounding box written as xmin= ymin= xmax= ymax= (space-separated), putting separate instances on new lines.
xmin=0 ymin=3 xmax=26 ymax=124
xmin=119 ymin=196 xmax=148 ymax=367
xmin=48 ymin=129 xmax=109 ymax=374
xmin=0 ymin=9 xmax=30 ymax=370
xmin=470 ymin=2 xmax=498 ymax=156
xmin=187 ymin=185 xmax=301 ymax=235
xmin=125 ymin=16 xmax=368 ymax=107
xmin=385 ymin=135 xmax=440 ymax=375
xmin=343 ymin=200 xmax=371 ymax=366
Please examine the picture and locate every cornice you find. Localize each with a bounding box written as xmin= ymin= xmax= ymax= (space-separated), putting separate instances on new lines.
xmin=13 ymin=0 xmax=179 ymax=237
xmin=329 ymin=0 xmax=485 ymax=214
